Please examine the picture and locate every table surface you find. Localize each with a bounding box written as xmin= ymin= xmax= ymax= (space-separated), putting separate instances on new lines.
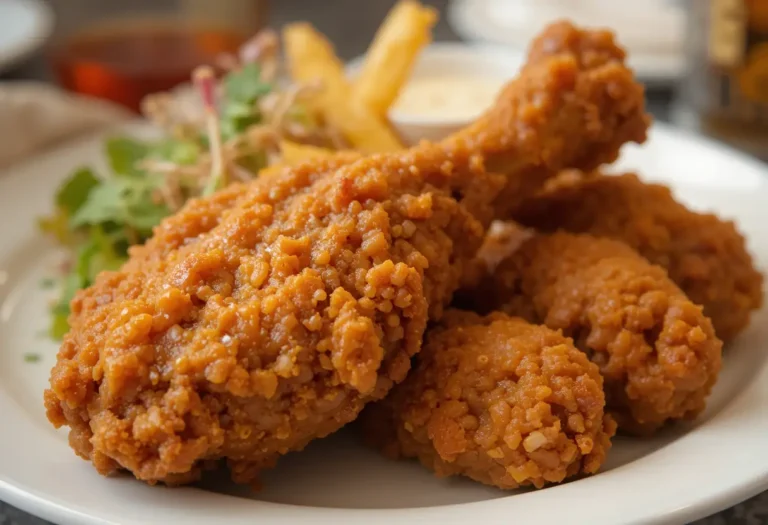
xmin=1 ymin=1 xmax=766 ymax=524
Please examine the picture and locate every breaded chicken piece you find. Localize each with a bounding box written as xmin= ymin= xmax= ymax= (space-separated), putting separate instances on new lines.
xmin=457 ymin=23 xmax=650 ymax=219
xmin=44 ymin=23 xmax=648 ymax=486
xmin=472 ymin=233 xmax=723 ymax=434
xmin=509 ymin=172 xmax=764 ymax=341
xmin=46 ymin=145 xmax=499 ymax=486
xmin=363 ymin=310 xmax=616 ymax=489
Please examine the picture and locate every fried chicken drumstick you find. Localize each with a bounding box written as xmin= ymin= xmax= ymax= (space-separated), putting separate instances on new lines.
xmin=468 ymin=233 xmax=722 ymax=434
xmin=363 ymin=310 xmax=616 ymax=489
xmin=44 ymin=22 xmax=648 ymax=485
xmin=509 ymin=172 xmax=764 ymax=341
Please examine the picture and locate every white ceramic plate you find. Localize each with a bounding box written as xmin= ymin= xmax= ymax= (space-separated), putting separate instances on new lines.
xmin=0 ymin=0 xmax=53 ymax=73
xmin=1 ymin=122 xmax=768 ymax=525
xmin=448 ymin=0 xmax=685 ymax=84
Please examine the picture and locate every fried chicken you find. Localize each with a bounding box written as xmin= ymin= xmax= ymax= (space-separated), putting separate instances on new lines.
xmin=459 ymin=22 xmax=650 ymax=219
xmin=469 ymin=233 xmax=723 ymax=434
xmin=44 ymin=22 xmax=648 ymax=485
xmin=362 ymin=310 xmax=616 ymax=489
xmin=509 ymin=172 xmax=764 ymax=341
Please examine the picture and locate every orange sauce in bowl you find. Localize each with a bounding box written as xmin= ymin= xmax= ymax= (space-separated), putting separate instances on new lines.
xmin=52 ymin=22 xmax=247 ymax=112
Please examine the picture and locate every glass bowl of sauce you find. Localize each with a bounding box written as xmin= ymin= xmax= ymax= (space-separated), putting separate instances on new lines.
xmin=51 ymin=19 xmax=250 ymax=112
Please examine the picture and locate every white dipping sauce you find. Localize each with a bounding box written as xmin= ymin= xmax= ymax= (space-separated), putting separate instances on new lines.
xmin=392 ymin=75 xmax=505 ymax=121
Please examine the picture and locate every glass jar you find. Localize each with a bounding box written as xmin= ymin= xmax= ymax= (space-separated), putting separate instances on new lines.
xmin=49 ymin=0 xmax=268 ymax=112
xmin=677 ymin=0 xmax=768 ymax=158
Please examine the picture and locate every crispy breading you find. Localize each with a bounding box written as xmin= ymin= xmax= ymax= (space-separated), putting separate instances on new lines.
xmin=471 ymin=233 xmax=723 ymax=434
xmin=508 ymin=172 xmax=764 ymax=341
xmin=363 ymin=310 xmax=616 ymax=489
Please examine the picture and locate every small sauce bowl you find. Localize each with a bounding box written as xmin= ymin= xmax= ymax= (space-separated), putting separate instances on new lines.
xmin=349 ymin=42 xmax=524 ymax=145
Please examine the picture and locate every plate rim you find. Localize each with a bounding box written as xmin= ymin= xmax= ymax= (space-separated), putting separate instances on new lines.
xmin=1 ymin=122 xmax=768 ymax=525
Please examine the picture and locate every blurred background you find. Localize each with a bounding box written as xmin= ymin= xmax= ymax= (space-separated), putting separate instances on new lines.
xmin=1 ymin=0 xmax=679 ymax=114
xmin=5 ymin=0 xmax=767 ymax=159
xmin=5 ymin=0 xmax=768 ymax=156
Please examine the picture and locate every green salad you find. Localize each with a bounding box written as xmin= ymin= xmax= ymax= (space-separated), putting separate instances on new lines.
xmin=38 ymin=35 xmax=340 ymax=340
xmin=40 ymin=137 xmax=184 ymax=339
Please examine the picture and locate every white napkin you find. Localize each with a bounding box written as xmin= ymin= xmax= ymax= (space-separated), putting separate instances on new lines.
xmin=0 ymin=82 xmax=130 ymax=169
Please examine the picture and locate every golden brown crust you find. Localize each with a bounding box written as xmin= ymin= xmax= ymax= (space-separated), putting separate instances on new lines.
xmin=45 ymin=145 xmax=498 ymax=484
xmin=362 ymin=311 xmax=615 ymax=489
xmin=473 ymin=233 xmax=723 ymax=434
xmin=455 ymin=21 xmax=650 ymax=218
xmin=44 ymin=22 xmax=649 ymax=485
xmin=509 ymin=172 xmax=764 ymax=341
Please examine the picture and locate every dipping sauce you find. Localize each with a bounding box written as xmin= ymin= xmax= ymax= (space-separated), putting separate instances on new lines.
xmin=52 ymin=22 xmax=248 ymax=112
xmin=391 ymin=76 xmax=506 ymax=121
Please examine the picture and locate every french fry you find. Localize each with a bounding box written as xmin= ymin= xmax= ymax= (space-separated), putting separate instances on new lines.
xmin=283 ymin=23 xmax=403 ymax=153
xmin=258 ymin=164 xmax=283 ymax=178
xmin=352 ymin=1 xmax=437 ymax=116
xmin=279 ymin=140 xmax=335 ymax=165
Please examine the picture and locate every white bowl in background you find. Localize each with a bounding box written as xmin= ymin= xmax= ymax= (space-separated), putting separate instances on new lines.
xmin=0 ymin=0 xmax=53 ymax=73
xmin=448 ymin=0 xmax=685 ymax=85
xmin=348 ymin=42 xmax=524 ymax=145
